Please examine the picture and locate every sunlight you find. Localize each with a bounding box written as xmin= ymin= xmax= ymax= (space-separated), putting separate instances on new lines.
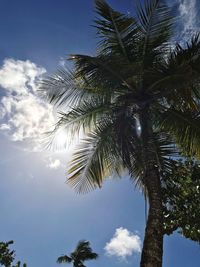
xmin=53 ymin=128 xmax=70 ymax=150
xmin=52 ymin=127 xmax=80 ymax=152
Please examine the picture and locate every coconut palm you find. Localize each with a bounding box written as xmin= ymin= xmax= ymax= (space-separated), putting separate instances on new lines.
xmin=41 ymin=1 xmax=200 ymax=267
xmin=57 ymin=240 xmax=98 ymax=267
xmin=14 ymin=262 xmax=27 ymax=267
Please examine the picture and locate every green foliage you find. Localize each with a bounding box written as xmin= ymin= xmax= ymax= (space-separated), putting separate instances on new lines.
xmin=57 ymin=240 xmax=98 ymax=266
xmin=0 ymin=241 xmax=15 ymax=267
xmin=163 ymin=160 xmax=200 ymax=243
xmin=12 ymin=262 xmax=27 ymax=267
xmin=0 ymin=241 xmax=27 ymax=267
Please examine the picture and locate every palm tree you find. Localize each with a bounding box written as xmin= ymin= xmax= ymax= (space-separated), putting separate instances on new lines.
xmin=57 ymin=240 xmax=98 ymax=267
xmin=41 ymin=1 xmax=200 ymax=267
xmin=13 ymin=262 xmax=27 ymax=267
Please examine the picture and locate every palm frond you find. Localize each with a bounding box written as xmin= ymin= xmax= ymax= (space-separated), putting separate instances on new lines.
xmin=72 ymin=240 xmax=98 ymax=262
xmin=145 ymin=34 xmax=200 ymax=109
xmin=162 ymin=33 xmax=200 ymax=106
xmin=70 ymin=54 xmax=134 ymax=91
xmin=130 ymin=131 xmax=178 ymax=190
xmin=150 ymin=132 xmax=178 ymax=172
xmin=136 ymin=0 xmax=173 ymax=68
xmin=55 ymin=96 xmax=111 ymax=136
xmin=94 ymin=0 xmax=138 ymax=61
xmin=170 ymin=33 xmax=200 ymax=65
xmin=39 ymin=68 xmax=99 ymax=108
xmin=111 ymin=107 xmax=143 ymax=176
xmin=158 ymin=108 xmax=200 ymax=157
xmin=67 ymin=121 xmax=124 ymax=193
xmin=57 ymin=255 xmax=72 ymax=264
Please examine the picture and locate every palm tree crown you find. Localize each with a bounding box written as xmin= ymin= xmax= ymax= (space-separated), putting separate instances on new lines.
xmin=42 ymin=0 xmax=200 ymax=192
xmin=57 ymin=240 xmax=98 ymax=267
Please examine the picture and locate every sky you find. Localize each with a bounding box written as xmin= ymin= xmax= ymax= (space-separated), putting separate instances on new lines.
xmin=0 ymin=0 xmax=199 ymax=267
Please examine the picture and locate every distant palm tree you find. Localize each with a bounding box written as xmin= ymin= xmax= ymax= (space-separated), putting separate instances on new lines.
xmin=14 ymin=262 xmax=27 ymax=267
xmin=57 ymin=240 xmax=98 ymax=267
xmin=42 ymin=1 xmax=200 ymax=267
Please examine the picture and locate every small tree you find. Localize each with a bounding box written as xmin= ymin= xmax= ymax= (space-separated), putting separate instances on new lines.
xmin=0 ymin=241 xmax=27 ymax=267
xmin=0 ymin=241 xmax=15 ymax=267
xmin=57 ymin=240 xmax=98 ymax=267
xmin=163 ymin=159 xmax=200 ymax=243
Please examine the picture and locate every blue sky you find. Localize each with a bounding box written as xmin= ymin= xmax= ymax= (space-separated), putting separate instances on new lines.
xmin=0 ymin=0 xmax=199 ymax=267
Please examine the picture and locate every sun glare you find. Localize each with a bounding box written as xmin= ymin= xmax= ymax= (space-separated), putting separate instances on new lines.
xmin=52 ymin=128 xmax=80 ymax=152
xmin=53 ymin=129 xmax=70 ymax=150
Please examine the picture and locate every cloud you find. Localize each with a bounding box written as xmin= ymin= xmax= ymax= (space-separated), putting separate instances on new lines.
xmin=58 ymin=57 xmax=67 ymax=67
xmin=0 ymin=58 xmax=46 ymax=95
xmin=104 ymin=227 xmax=141 ymax=260
xmin=178 ymin=0 xmax=198 ymax=40
xmin=46 ymin=157 xmax=62 ymax=169
xmin=0 ymin=58 xmax=55 ymax=149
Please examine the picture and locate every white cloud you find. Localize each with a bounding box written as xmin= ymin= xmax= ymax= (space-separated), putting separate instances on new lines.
xmin=104 ymin=227 xmax=142 ymax=260
xmin=46 ymin=157 xmax=62 ymax=169
xmin=0 ymin=58 xmax=55 ymax=149
xmin=59 ymin=57 xmax=66 ymax=67
xmin=178 ymin=0 xmax=197 ymax=39
xmin=0 ymin=123 xmax=11 ymax=130
xmin=0 ymin=58 xmax=46 ymax=95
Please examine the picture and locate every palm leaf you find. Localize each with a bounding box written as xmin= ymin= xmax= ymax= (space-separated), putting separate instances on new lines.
xmin=57 ymin=255 xmax=72 ymax=264
xmin=40 ymin=68 xmax=100 ymax=108
xmin=136 ymin=0 xmax=173 ymax=69
xmin=72 ymin=240 xmax=98 ymax=262
xmin=67 ymin=122 xmax=124 ymax=193
xmin=55 ymin=96 xmax=111 ymax=136
xmin=94 ymin=0 xmax=138 ymax=61
xmin=158 ymin=108 xmax=200 ymax=157
xmin=70 ymin=54 xmax=133 ymax=91
xmin=130 ymin=131 xmax=177 ymax=190
xmin=144 ymin=34 xmax=200 ymax=109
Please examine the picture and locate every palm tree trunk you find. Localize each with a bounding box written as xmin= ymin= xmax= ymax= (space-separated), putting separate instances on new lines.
xmin=139 ymin=107 xmax=164 ymax=267
xmin=140 ymin=167 xmax=163 ymax=267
